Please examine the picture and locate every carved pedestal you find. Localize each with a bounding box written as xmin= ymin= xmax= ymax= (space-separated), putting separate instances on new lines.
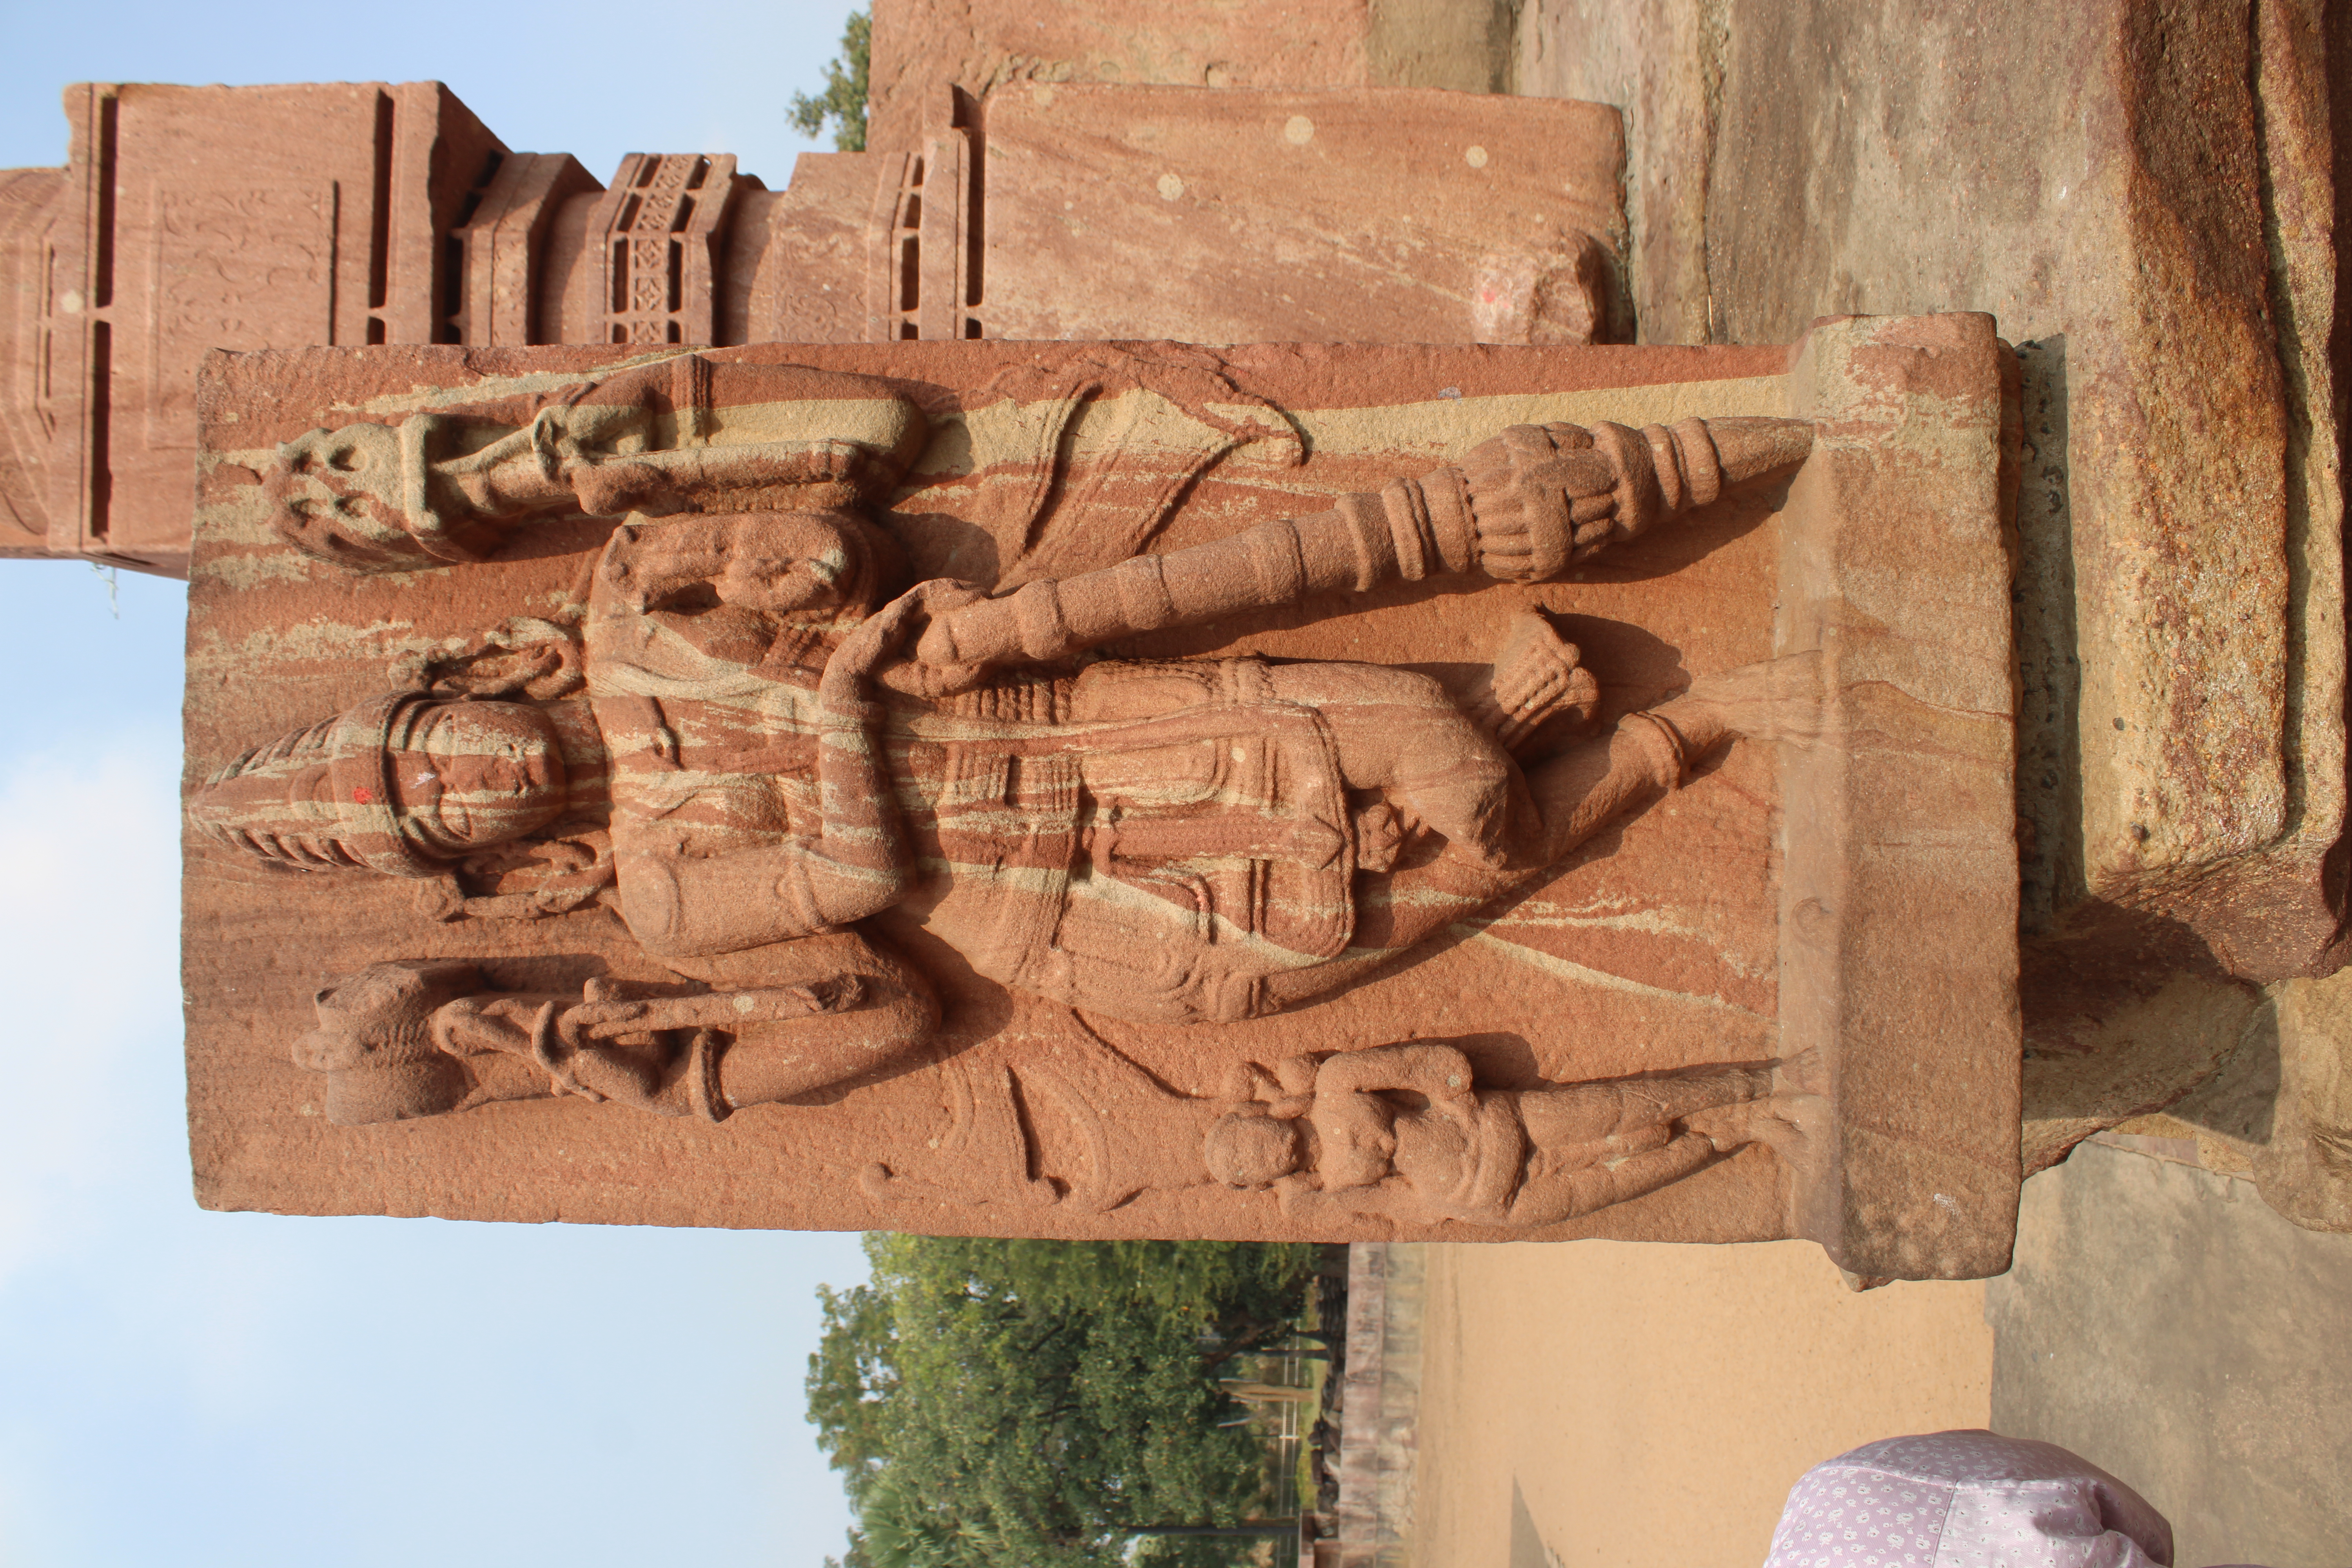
xmin=184 ymin=317 xmax=2019 ymax=1277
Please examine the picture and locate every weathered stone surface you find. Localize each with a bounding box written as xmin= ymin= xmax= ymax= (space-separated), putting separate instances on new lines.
xmin=2022 ymin=973 xmax=2260 ymax=1178
xmin=726 ymin=152 xmax=873 ymax=347
xmin=0 ymin=82 xmax=505 ymax=575
xmin=2 ymin=76 xmax=1631 ymax=571
xmin=1512 ymin=0 xmax=1719 ymax=347
xmin=1525 ymin=0 xmax=2352 ymax=1177
xmin=2254 ymin=970 xmax=2352 ymax=1229
xmin=866 ymin=0 xmax=1523 ymax=153
xmin=1707 ymin=0 xmax=2328 ymax=969
xmin=1535 ymin=0 xmax=2346 ymax=961
xmin=980 ymin=84 xmax=1626 ymax=345
xmin=1779 ymin=314 xmax=2021 ymax=1276
xmin=2103 ymin=964 xmax=2352 ymax=1230
xmin=1365 ymin=0 xmax=1516 ymax=94
xmin=867 ymin=0 xmax=1372 ymax=153
xmin=0 ymin=165 xmax=66 ymax=560
xmin=182 ymin=321 xmax=2016 ymax=1273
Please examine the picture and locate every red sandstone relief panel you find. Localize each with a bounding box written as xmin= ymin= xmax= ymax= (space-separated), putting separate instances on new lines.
xmin=182 ymin=324 xmax=2018 ymax=1276
xmin=980 ymin=85 xmax=1627 ymax=346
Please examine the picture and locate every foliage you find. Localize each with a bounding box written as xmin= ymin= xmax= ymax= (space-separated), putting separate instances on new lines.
xmin=809 ymin=1236 xmax=1316 ymax=1568
xmin=790 ymin=10 xmax=871 ymax=152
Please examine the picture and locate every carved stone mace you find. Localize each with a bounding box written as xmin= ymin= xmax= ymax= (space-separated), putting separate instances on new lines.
xmin=915 ymin=415 xmax=1815 ymax=668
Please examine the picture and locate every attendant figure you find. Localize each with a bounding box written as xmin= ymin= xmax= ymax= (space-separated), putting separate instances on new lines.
xmin=290 ymin=946 xmax=935 ymax=1125
xmin=198 ymin=379 xmax=1822 ymax=1031
xmin=1202 ymin=1043 xmax=1818 ymax=1227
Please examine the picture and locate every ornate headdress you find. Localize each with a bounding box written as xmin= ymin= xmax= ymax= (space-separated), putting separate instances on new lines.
xmin=186 ymin=690 xmax=442 ymax=878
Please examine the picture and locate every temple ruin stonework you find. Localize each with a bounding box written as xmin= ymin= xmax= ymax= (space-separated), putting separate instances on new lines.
xmin=0 ymin=0 xmax=2339 ymax=1289
xmin=181 ymin=319 xmax=2021 ymax=1276
xmin=0 ymin=74 xmax=1621 ymax=572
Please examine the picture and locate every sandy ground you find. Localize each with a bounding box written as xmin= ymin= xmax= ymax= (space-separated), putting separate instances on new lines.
xmin=1408 ymin=1240 xmax=1993 ymax=1568
xmin=1989 ymin=1142 xmax=2352 ymax=1566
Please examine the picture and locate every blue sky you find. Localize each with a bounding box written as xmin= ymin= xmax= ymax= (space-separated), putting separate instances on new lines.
xmin=0 ymin=5 xmax=873 ymax=1564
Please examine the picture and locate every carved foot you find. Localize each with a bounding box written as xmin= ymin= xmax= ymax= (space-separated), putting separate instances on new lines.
xmin=1685 ymin=1091 xmax=1828 ymax=1164
xmin=1771 ymin=1045 xmax=1826 ymax=1098
xmin=1656 ymin=650 xmax=1830 ymax=755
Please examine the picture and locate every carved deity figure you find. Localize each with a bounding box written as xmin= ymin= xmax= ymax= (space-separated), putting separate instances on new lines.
xmin=194 ymin=352 xmax=1820 ymax=1124
xmin=856 ymin=1029 xmax=1813 ymax=1229
xmin=1203 ymin=1044 xmax=1817 ymax=1228
xmin=292 ymin=946 xmax=933 ymax=1125
xmin=263 ymin=355 xmax=925 ymax=572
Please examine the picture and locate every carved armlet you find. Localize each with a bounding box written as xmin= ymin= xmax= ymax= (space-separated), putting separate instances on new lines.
xmin=1617 ymin=711 xmax=1696 ymax=791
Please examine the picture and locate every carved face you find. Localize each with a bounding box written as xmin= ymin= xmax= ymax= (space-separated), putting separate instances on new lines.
xmin=1203 ymin=1110 xmax=1305 ymax=1188
xmin=267 ymin=423 xmax=412 ymax=563
xmin=292 ymin=958 xmax=483 ymax=1124
xmin=385 ymin=700 xmax=568 ymax=854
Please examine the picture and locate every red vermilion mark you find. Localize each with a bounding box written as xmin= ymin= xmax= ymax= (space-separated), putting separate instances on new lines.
xmin=351 ymin=787 xmax=373 ymax=804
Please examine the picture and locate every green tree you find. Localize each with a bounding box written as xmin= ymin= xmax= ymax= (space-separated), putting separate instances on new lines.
xmin=809 ymin=1236 xmax=1315 ymax=1568
xmin=790 ymin=10 xmax=871 ymax=152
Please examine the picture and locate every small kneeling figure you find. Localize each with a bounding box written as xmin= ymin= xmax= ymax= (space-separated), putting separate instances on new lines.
xmin=292 ymin=944 xmax=935 ymax=1126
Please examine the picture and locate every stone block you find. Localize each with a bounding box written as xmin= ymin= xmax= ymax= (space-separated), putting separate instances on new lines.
xmin=1521 ymin=0 xmax=2352 ymax=1164
xmin=180 ymin=321 xmax=2015 ymax=1273
xmin=1512 ymin=0 xmax=1719 ymax=348
xmin=866 ymin=0 xmax=1380 ymax=152
xmin=0 ymin=81 xmax=507 ymax=575
xmin=1 ymin=74 xmax=1632 ymax=570
xmin=1702 ymin=0 xmax=2345 ymax=984
xmin=979 ymin=84 xmax=1626 ymax=346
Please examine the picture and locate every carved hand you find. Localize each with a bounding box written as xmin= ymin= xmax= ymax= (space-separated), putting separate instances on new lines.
xmin=1458 ymin=423 xmax=1625 ymax=580
xmin=1457 ymin=416 xmax=1814 ymax=582
xmin=1315 ymin=1042 xmax=1474 ymax=1101
xmin=430 ymin=993 xmax=563 ymax=1058
xmin=846 ymin=579 xmax=993 ymax=697
xmin=826 ymin=581 xmax=954 ymax=689
xmin=1273 ymin=1174 xmax=1333 ymax=1216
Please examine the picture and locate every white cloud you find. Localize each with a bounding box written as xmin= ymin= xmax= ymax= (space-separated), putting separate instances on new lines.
xmin=0 ymin=725 xmax=872 ymax=1565
xmin=0 ymin=731 xmax=185 ymax=1289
